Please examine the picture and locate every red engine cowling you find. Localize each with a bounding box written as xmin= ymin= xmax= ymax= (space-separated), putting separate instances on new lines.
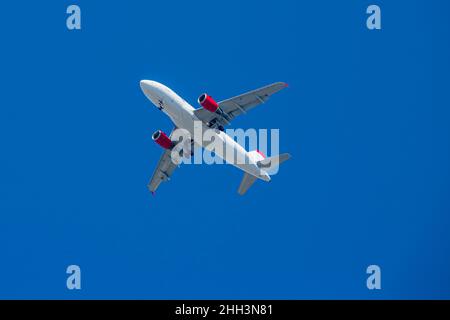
xmin=152 ymin=130 xmax=173 ymax=149
xmin=198 ymin=93 xmax=219 ymax=113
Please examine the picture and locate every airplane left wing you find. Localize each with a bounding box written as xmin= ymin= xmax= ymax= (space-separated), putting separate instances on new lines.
xmin=194 ymin=82 xmax=287 ymax=129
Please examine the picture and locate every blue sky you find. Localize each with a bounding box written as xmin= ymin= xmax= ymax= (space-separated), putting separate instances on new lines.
xmin=0 ymin=0 xmax=450 ymax=299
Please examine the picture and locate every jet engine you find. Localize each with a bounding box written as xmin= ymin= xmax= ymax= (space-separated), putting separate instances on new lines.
xmin=198 ymin=93 xmax=219 ymax=113
xmin=152 ymin=130 xmax=173 ymax=149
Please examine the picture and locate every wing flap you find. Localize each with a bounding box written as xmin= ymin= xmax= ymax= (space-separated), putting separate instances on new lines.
xmin=193 ymin=108 xmax=219 ymax=126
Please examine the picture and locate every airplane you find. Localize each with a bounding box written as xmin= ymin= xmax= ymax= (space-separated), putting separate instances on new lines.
xmin=140 ymin=80 xmax=291 ymax=195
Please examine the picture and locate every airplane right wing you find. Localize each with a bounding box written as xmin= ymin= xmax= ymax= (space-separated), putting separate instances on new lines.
xmin=147 ymin=148 xmax=178 ymax=194
xmin=147 ymin=128 xmax=196 ymax=194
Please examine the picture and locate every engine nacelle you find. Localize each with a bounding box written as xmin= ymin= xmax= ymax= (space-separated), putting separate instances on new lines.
xmin=152 ymin=130 xmax=173 ymax=149
xmin=198 ymin=93 xmax=219 ymax=113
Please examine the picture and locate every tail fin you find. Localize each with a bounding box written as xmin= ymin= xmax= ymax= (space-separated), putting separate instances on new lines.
xmin=257 ymin=153 xmax=291 ymax=175
xmin=237 ymin=153 xmax=291 ymax=195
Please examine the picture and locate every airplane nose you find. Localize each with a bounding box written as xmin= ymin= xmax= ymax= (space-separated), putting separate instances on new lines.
xmin=140 ymin=80 xmax=158 ymax=99
xmin=140 ymin=80 xmax=166 ymax=107
xmin=140 ymin=80 xmax=163 ymax=95
xmin=140 ymin=80 xmax=153 ymax=91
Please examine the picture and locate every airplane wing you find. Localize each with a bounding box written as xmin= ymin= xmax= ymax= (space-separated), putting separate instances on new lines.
xmin=147 ymin=129 xmax=180 ymax=194
xmin=147 ymin=148 xmax=178 ymax=193
xmin=194 ymin=82 xmax=287 ymax=128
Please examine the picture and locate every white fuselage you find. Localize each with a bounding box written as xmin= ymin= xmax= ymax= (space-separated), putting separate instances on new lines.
xmin=140 ymin=80 xmax=270 ymax=181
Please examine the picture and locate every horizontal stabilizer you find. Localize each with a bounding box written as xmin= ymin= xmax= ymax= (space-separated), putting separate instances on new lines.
xmin=237 ymin=153 xmax=291 ymax=195
xmin=238 ymin=173 xmax=258 ymax=195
